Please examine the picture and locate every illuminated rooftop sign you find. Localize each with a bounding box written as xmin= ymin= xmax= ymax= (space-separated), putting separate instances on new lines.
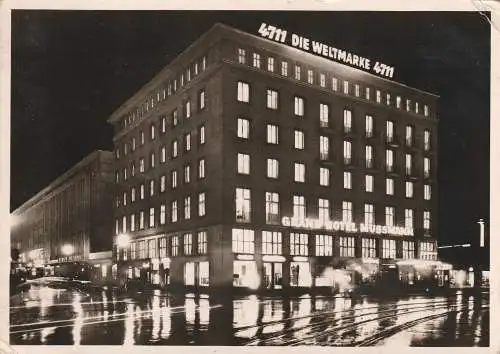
xmin=257 ymin=23 xmax=395 ymax=79
xmin=281 ymin=217 xmax=413 ymax=237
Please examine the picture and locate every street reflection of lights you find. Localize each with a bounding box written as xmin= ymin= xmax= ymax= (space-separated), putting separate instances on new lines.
xmin=40 ymin=327 xmax=55 ymax=344
xmin=160 ymin=306 xmax=172 ymax=340
xmin=234 ymin=296 xmax=259 ymax=338
xmin=263 ymin=323 xmax=285 ymax=334
xmin=123 ymin=303 xmax=135 ymax=346
xmin=185 ymin=298 xmax=196 ymax=324
xmin=72 ymin=293 xmax=83 ymax=346
xmin=199 ymin=298 xmax=210 ymax=327
xmin=39 ymin=287 xmax=54 ymax=318
xmin=474 ymin=313 xmax=482 ymax=345
xmin=468 ymin=296 xmax=474 ymax=323
xmin=151 ymin=295 xmax=161 ymax=341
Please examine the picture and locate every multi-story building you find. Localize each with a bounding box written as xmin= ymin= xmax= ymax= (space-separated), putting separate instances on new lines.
xmin=11 ymin=150 xmax=115 ymax=278
xmin=108 ymin=23 xmax=439 ymax=293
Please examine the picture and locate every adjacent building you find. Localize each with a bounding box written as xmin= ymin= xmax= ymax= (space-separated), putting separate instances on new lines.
xmin=108 ymin=23 xmax=439 ymax=293
xmin=11 ymin=150 xmax=115 ymax=278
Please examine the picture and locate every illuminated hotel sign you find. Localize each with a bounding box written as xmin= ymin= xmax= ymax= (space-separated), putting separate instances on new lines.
xmin=258 ymin=23 xmax=395 ymax=79
xmin=281 ymin=217 xmax=413 ymax=237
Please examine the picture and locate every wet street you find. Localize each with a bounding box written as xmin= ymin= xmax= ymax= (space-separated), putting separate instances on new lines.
xmin=10 ymin=279 xmax=489 ymax=346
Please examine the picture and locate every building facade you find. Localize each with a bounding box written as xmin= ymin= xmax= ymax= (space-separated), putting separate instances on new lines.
xmin=11 ymin=150 xmax=115 ymax=278
xmin=108 ymin=23 xmax=439 ymax=293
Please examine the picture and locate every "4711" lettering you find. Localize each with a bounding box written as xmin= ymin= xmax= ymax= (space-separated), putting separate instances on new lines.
xmin=258 ymin=23 xmax=287 ymax=43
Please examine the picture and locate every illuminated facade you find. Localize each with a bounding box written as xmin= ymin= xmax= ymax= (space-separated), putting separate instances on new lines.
xmin=11 ymin=150 xmax=115 ymax=271
xmin=108 ymin=23 xmax=438 ymax=292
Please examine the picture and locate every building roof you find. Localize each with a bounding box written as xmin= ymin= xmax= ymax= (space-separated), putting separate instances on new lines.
xmin=11 ymin=150 xmax=113 ymax=216
xmin=107 ymin=22 xmax=439 ymax=124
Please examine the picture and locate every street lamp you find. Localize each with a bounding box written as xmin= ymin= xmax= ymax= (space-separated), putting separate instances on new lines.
xmin=116 ymin=233 xmax=131 ymax=249
xmin=61 ymin=244 xmax=74 ymax=257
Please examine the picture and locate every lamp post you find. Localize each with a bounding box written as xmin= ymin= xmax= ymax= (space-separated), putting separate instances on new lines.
xmin=477 ymin=219 xmax=485 ymax=248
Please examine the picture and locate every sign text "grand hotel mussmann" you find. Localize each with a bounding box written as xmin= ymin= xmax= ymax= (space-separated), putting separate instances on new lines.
xmin=257 ymin=23 xmax=395 ymax=79
xmin=281 ymin=217 xmax=414 ymax=237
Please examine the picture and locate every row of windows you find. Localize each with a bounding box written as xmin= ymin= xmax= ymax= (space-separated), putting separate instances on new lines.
xmin=236 ymin=188 xmax=432 ymax=230
xmin=237 ymin=114 xmax=432 ymax=151
xmin=115 ymin=193 xmax=206 ymax=234
xmin=120 ymin=55 xmax=208 ymax=131
xmin=238 ymin=153 xmax=433 ymax=187
xmin=232 ymin=228 xmax=437 ymax=259
xmin=116 ymin=121 xmax=206 ymax=161
xmin=236 ymin=48 xmax=431 ymax=117
xmin=116 ymin=231 xmax=208 ymax=260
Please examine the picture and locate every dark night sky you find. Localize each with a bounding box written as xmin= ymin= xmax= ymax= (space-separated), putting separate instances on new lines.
xmin=10 ymin=11 xmax=490 ymax=246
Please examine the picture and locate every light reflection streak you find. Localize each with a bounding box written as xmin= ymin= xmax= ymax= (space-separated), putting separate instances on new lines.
xmin=151 ymin=295 xmax=161 ymax=341
xmin=185 ymin=298 xmax=196 ymax=325
xmin=199 ymin=298 xmax=210 ymax=327
xmin=40 ymin=326 xmax=55 ymax=344
xmin=123 ymin=303 xmax=135 ymax=346
xmin=72 ymin=293 xmax=83 ymax=345
xmin=160 ymin=306 xmax=171 ymax=339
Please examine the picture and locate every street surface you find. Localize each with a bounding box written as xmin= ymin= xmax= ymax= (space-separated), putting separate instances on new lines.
xmin=10 ymin=278 xmax=489 ymax=346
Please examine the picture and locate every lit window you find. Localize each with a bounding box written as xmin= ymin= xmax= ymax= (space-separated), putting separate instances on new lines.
xmin=281 ymin=61 xmax=288 ymax=76
xmin=424 ymin=105 xmax=429 ymax=117
xmin=180 ymin=73 xmax=184 ymax=87
xmin=339 ymin=237 xmax=355 ymax=257
xmin=320 ymin=167 xmax=329 ymax=187
xmin=332 ymin=77 xmax=339 ymax=91
xmin=386 ymin=149 xmax=394 ymax=172
xmin=342 ymin=201 xmax=353 ymax=222
xmin=131 ymin=163 xmax=135 ymax=177
xmin=405 ymin=181 xmax=414 ymax=198
xmin=139 ymin=158 xmax=145 ymax=173
xmin=320 ymin=74 xmax=326 ymax=87
xmin=237 ymin=118 xmax=250 ymax=139
xmin=202 ymin=56 xmax=207 ymax=70
xmin=160 ymin=145 xmax=166 ymax=163
xmin=172 ymin=110 xmax=178 ymax=127
xmin=131 ymin=187 xmax=136 ymax=202
xmin=343 ymin=141 xmax=352 ymax=165
xmin=198 ymin=192 xmax=206 ymax=217
xmin=294 ymin=65 xmax=301 ymax=80
xmin=151 ymin=124 xmax=156 ymax=140
xmin=316 ymin=235 xmax=333 ymax=256
xmin=149 ymin=207 xmax=155 ymax=227
xmin=424 ymin=158 xmax=431 ymax=178
xmin=355 ymin=84 xmax=360 ymax=97
xmin=150 ymin=180 xmax=155 ymax=196
xmin=185 ymin=133 xmax=191 ymax=152
xmin=424 ymin=185 xmax=432 ymax=200
xmin=198 ymin=232 xmax=207 ymax=254
xmin=122 ymin=215 xmax=127 ymax=233
xmin=267 ymin=158 xmax=279 ymax=179
xmin=365 ymin=145 xmax=373 ymax=168
xmin=267 ymin=57 xmax=275 ymax=72
xmin=160 ymin=205 xmax=166 ymax=225
xmin=294 ymin=96 xmax=304 ymax=117
xmin=362 ymin=238 xmax=377 ymax=258
xmin=318 ymin=198 xmax=330 ymax=223
xmin=290 ymin=233 xmax=308 ymax=256
xmin=236 ymin=188 xmax=251 ymax=222
xmin=150 ymin=152 xmax=155 ymax=169
xmin=263 ymin=231 xmax=282 ymax=255
xmin=294 ymin=130 xmax=304 ymax=150
xmin=132 ymin=137 xmax=136 ymax=151
xmin=123 ymin=167 xmax=128 ymax=181
xmin=184 ymin=197 xmax=191 ymax=220
xmin=232 ymin=229 xmax=254 ymax=254
xmin=385 ymin=206 xmax=395 ymax=226
xmin=130 ymin=214 xmax=135 ymax=232
xmin=187 ymin=68 xmax=191 ymax=82
xmin=294 ymin=162 xmax=305 ymax=183
xmin=237 ymin=153 xmax=250 ymax=174
xmin=237 ymin=81 xmax=250 ymax=102
xmin=307 ymin=69 xmax=314 ymax=84
xmin=199 ymin=90 xmax=206 ymax=110
xmin=319 ymin=103 xmax=329 ymax=127
xmin=386 ymin=120 xmax=394 ymax=143
xmin=159 ymin=237 xmax=167 ymax=258
xmin=402 ymin=241 xmax=415 ymax=260
xmin=115 ymin=170 xmax=119 ymax=183
xmin=405 ymin=209 xmax=414 ymax=229
xmin=265 ymin=192 xmax=280 ymax=224
xmin=396 ymin=96 xmax=402 ymax=109
xmin=238 ymin=48 xmax=246 ymax=64
xmin=343 ymin=171 xmax=352 ymax=189
xmin=171 ymin=201 xmax=178 ymax=222
xmin=124 ymin=143 xmax=128 ymax=156
xmin=364 ymin=204 xmax=375 ymax=225
xmin=376 ymin=90 xmax=381 ymax=103
xmin=266 ymin=89 xmax=279 ymax=109
xmin=293 ymin=195 xmax=306 ymax=219
xmin=406 ymin=99 xmax=411 ymax=112
xmin=184 ymin=233 xmax=193 ymax=255
xmin=172 ymin=236 xmax=179 ymax=256
xmin=365 ymin=87 xmax=371 ymax=100
xmin=199 ymin=125 xmax=205 ymax=144
xmin=139 ymin=211 xmax=144 ymax=229
xmin=267 ymin=124 xmax=279 ymax=144
xmin=140 ymin=184 xmax=145 ymax=200
xmin=365 ymin=175 xmax=374 ymax=193
xmin=320 ymin=136 xmax=329 ymax=160
xmin=172 ymin=140 xmax=178 ymax=158
xmin=365 ymin=115 xmax=373 ymax=137
xmin=343 ymin=81 xmax=349 ymax=94
xmin=405 ymin=125 xmax=413 ymax=146
xmin=386 ymin=93 xmax=391 ymax=106
xmin=406 ymin=154 xmax=413 ymax=175
xmin=382 ymin=239 xmax=396 ymax=259
xmin=185 ymin=100 xmax=191 ymax=119
xmin=252 ymin=53 xmax=261 ymax=68
xmin=184 ymin=165 xmax=191 ymax=183
xmin=198 ymin=159 xmax=205 ymax=179
xmin=415 ymin=102 xmax=419 ymax=114
xmin=424 ymin=130 xmax=431 ymax=151
xmin=343 ymin=109 xmax=352 ymax=133
xmin=423 ymin=211 xmax=431 ymax=230
xmin=386 ymin=178 xmax=394 ymax=196
xmin=171 ymin=170 xmax=178 ymax=189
